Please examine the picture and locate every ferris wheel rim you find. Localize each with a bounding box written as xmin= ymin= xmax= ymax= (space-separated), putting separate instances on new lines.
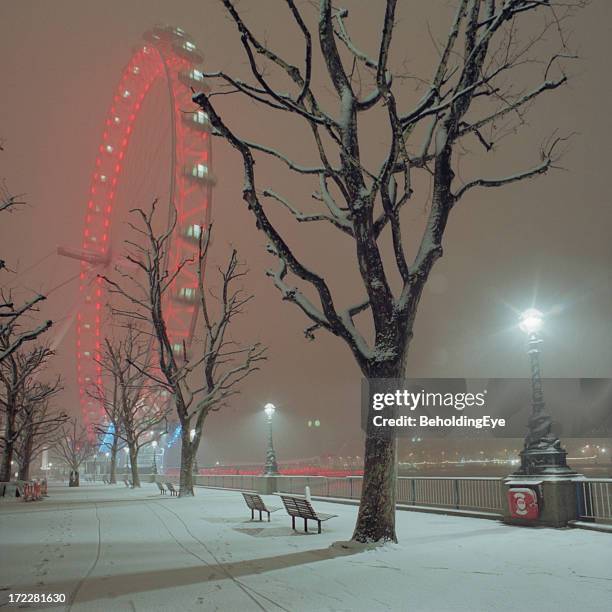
xmin=76 ymin=26 xmax=213 ymax=434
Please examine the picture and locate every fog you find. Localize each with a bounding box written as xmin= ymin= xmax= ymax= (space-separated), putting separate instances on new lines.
xmin=1 ymin=1 xmax=610 ymax=466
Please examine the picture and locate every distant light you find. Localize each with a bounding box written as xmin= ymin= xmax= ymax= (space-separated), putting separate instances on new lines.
xmin=189 ymin=428 xmax=196 ymax=441
xmin=264 ymin=403 xmax=275 ymax=417
xmin=601 ymin=448 xmax=607 ymax=453
xmin=124 ymin=447 xmax=129 ymax=453
xmin=519 ymin=308 xmax=544 ymax=334
xmin=314 ymin=419 xmax=321 ymax=427
xmin=151 ymin=440 xmax=158 ymax=448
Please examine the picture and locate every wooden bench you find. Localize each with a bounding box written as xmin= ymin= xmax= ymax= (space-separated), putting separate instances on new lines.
xmin=156 ymin=482 xmax=167 ymax=495
xmin=242 ymin=492 xmax=280 ymax=522
xmin=280 ymin=494 xmax=338 ymax=534
xmin=165 ymin=482 xmax=178 ymax=496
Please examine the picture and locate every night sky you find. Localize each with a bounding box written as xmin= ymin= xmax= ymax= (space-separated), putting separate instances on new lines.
xmin=1 ymin=1 xmax=610 ymax=464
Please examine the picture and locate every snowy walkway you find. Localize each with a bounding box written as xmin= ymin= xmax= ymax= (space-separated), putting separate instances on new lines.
xmin=0 ymin=484 xmax=610 ymax=612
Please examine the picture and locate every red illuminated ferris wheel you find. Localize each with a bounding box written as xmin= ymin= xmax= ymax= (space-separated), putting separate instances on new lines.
xmin=60 ymin=26 xmax=213 ymax=433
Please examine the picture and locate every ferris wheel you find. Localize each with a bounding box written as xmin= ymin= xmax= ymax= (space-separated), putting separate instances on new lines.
xmin=58 ymin=26 xmax=214 ymax=434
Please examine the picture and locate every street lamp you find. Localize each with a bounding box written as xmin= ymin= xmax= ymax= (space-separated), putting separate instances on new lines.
xmin=151 ymin=440 xmax=158 ymax=474
xmin=514 ymin=309 xmax=574 ymax=475
xmin=263 ymin=403 xmax=279 ymax=476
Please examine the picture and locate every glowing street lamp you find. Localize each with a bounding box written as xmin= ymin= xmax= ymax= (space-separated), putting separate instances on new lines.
xmin=515 ymin=308 xmax=574 ymax=475
xmin=263 ymin=403 xmax=279 ymax=476
xmin=151 ymin=440 xmax=158 ymax=474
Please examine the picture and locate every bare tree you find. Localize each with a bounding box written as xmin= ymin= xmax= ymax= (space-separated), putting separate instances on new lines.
xmin=89 ymin=323 xmax=169 ymax=487
xmin=15 ymin=380 xmax=66 ymax=481
xmin=102 ymin=206 xmax=266 ymax=496
xmin=193 ymin=0 xmax=585 ymax=541
xmin=54 ymin=418 xmax=96 ymax=487
xmin=1 ymin=144 xmax=51 ymax=361
xmin=0 ymin=335 xmax=55 ymax=481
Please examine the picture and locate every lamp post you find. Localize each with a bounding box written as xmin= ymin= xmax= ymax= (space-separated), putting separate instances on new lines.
xmin=263 ymin=403 xmax=279 ymax=476
xmin=151 ymin=440 xmax=158 ymax=474
xmin=514 ymin=309 xmax=574 ymax=475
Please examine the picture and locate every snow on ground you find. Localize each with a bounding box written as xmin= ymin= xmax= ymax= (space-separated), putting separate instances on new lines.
xmin=0 ymin=483 xmax=610 ymax=612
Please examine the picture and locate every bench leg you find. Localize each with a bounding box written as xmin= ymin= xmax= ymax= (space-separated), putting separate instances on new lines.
xmin=318 ymin=520 xmax=321 ymax=534
xmin=291 ymin=516 xmax=295 ymax=530
xmin=259 ymin=510 xmax=262 ymax=521
xmin=304 ymin=518 xmax=308 ymax=533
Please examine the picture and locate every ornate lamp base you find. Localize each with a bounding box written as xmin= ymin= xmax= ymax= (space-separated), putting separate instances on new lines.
xmin=514 ymin=437 xmax=577 ymax=476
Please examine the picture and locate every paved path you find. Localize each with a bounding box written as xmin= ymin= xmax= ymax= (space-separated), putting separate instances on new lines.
xmin=0 ymin=484 xmax=610 ymax=611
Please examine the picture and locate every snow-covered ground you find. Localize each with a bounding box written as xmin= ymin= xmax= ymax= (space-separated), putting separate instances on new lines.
xmin=0 ymin=483 xmax=610 ymax=612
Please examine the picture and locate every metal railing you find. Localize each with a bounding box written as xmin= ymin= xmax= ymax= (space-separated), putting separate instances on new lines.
xmin=576 ymin=479 xmax=612 ymax=522
xmin=275 ymin=475 xmax=505 ymax=515
xmin=196 ymin=474 xmax=259 ymax=491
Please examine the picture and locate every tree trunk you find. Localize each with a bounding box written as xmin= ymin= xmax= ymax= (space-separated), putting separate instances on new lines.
xmin=18 ymin=435 xmax=32 ymax=481
xmin=352 ymin=359 xmax=405 ymax=543
xmin=109 ymin=437 xmax=118 ymax=484
xmin=352 ymin=427 xmax=398 ymax=542
xmin=179 ymin=434 xmax=195 ymax=497
xmin=18 ymin=460 xmax=30 ymax=481
xmin=0 ymin=405 xmax=16 ymax=481
xmin=129 ymin=445 xmax=140 ymax=487
xmin=0 ymin=443 xmax=14 ymax=481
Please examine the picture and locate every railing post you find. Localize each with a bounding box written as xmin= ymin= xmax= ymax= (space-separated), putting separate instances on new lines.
xmin=411 ymin=478 xmax=416 ymax=505
xmin=454 ymin=479 xmax=460 ymax=510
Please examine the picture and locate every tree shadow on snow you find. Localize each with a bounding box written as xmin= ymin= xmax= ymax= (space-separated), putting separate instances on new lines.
xmin=12 ymin=545 xmax=361 ymax=606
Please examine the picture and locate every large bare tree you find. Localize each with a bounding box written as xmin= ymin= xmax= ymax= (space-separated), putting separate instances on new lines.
xmin=193 ymin=0 xmax=584 ymax=541
xmin=102 ymin=206 xmax=266 ymax=496
xmin=89 ymin=323 xmax=169 ymax=488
